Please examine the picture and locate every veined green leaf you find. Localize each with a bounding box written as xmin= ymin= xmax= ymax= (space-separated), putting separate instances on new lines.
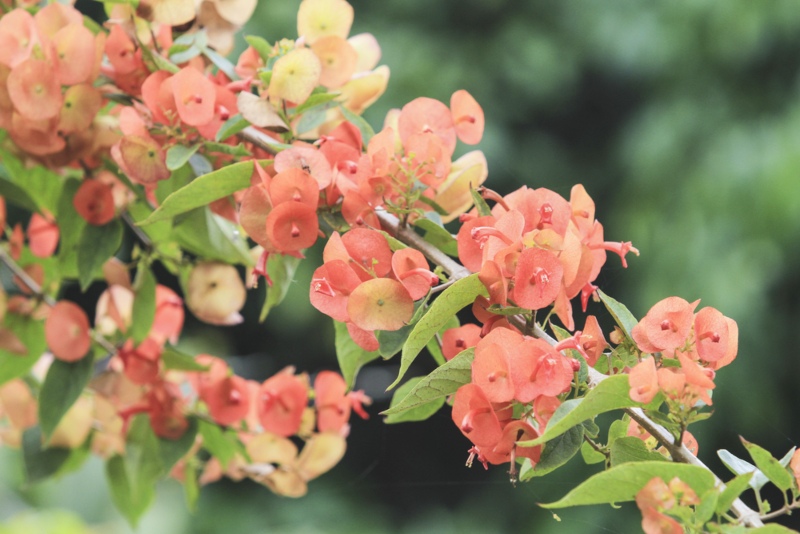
xmin=172 ymin=207 xmax=253 ymax=265
xmin=140 ymin=160 xmax=254 ymax=225
xmin=609 ymin=436 xmax=668 ymax=466
xmin=522 ymin=425 xmax=583 ymax=479
xmin=384 ymin=377 xmax=446 ymax=424
xmin=741 ymin=438 xmax=795 ymax=492
xmin=388 ymin=274 xmax=487 ymax=390
xmin=518 ymin=375 xmax=638 ymax=447
xmin=540 ymin=461 xmax=716 ymax=509
xmin=381 ymin=347 xmax=474 ymax=416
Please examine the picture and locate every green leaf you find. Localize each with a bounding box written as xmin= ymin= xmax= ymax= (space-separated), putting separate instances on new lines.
xmin=389 ymin=274 xmax=487 ymax=390
xmin=741 ymin=438 xmax=795 ymax=492
xmin=334 ymin=320 xmax=381 ymax=388
xmin=56 ymin=179 xmax=87 ymax=278
xmin=384 ymin=377 xmax=446 ymax=424
xmin=749 ymin=525 xmax=800 ymax=533
xmin=216 ymin=114 xmax=251 ymax=142
xmin=0 ymin=148 xmax=63 ymax=213
xmin=381 ymin=347 xmax=473 ymax=416
xmin=695 ymin=488 xmax=719 ymax=525
xmin=244 ymin=35 xmax=272 ymax=62
xmin=38 ymin=357 xmax=94 ymax=441
xmin=718 ymin=449 xmax=769 ymax=490
xmin=518 ymin=375 xmax=638 ymax=447
xmin=425 ymin=314 xmax=459 ymax=366
xmin=607 ymin=416 xmax=630 ymax=444
xmin=138 ymin=44 xmax=179 ymax=73
xmin=580 ymin=441 xmax=606 ymax=465
xmin=293 ymin=92 xmax=340 ymax=116
xmin=166 ymin=144 xmax=201 ymax=171
xmin=182 ymin=462 xmax=200 ymax=512
xmin=0 ymin=314 xmax=46 ymax=386
xmin=203 ymin=141 xmax=252 ymax=157
xmin=609 ymin=437 xmax=668 ymax=466
xmin=416 ymin=195 xmax=449 ymax=217
xmin=198 ymin=419 xmax=245 ymax=466
xmin=106 ymin=415 xmax=163 ymax=527
xmin=77 ymin=219 xmax=123 ymax=291
xmin=172 ymin=207 xmax=253 ymax=265
xmin=260 ymin=254 xmax=302 ymax=321
xmin=540 ymin=461 xmax=716 ymax=509
xmin=413 ymin=218 xmax=458 ymax=256
xmin=295 ymin=101 xmax=338 ymax=134
xmin=522 ymin=425 xmax=584 ymax=480
xmin=470 ymin=188 xmax=492 ymax=217
xmin=376 ymin=324 xmax=414 ymax=359
xmin=140 ymin=160 xmax=254 ymax=225
xmin=158 ymin=417 xmax=198 ymax=472
xmin=716 ymin=473 xmax=753 ymax=516
xmin=22 ymin=426 xmax=71 ymax=484
xmin=162 ymin=346 xmax=210 ymax=372
xmin=597 ymin=290 xmax=639 ymax=341
xmin=203 ymin=46 xmax=239 ymax=81
xmin=339 ymin=105 xmax=375 ymax=145
xmin=129 ymin=265 xmax=157 ymax=345
xmin=0 ymin=173 xmax=40 ymax=212
xmin=487 ymin=305 xmax=530 ymax=316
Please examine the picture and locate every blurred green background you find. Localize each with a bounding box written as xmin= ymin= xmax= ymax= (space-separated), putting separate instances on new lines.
xmin=3 ymin=0 xmax=800 ymax=532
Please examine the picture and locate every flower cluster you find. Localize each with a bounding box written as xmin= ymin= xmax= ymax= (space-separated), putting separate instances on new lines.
xmin=0 ymin=4 xmax=109 ymax=162
xmin=309 ymin=228 xmax=438 ymax=350
xmin=635 ymin=476 xmax=700 ymax=534
xmin=458 ymin=184 xmax=638 ymax=330
xmin=628 ymin=296 xmax=738 ymax=408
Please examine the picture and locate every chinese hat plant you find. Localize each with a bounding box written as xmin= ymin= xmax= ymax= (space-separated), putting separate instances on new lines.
xmin=0 ymin=0 xmax=796 ymax=532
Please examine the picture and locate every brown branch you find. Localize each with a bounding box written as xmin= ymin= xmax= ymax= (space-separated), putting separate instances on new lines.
xmin=241 ymin=127 xmax=765 ymax=529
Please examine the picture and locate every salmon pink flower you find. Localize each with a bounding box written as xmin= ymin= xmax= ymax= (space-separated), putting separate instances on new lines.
xmin=441 ymin=323 xmax=482 ymax=361
xmin=26 ymin=213 xmax=59 ymax=258
xmin=451 ymin=384 xmax=503 ymax=448
xmin=450 ymin=89 xmax=484 ymax=145
xmin=45 ymin=300 xmax=91 ymax=362
xmin=258 ymin=372 xmax=309 ymax=437
xmin=693 ymin=306 xmax=729 ymax=363
xmin=73 ymin=179 xmax=116 ymax=226
xmin=629 ymin=357 xmax=659 ymax=404
xmin=201 ymin=374 xmax=251 ymax=427
xmin=633 ymin=297 xmax=698 ymax=354
xmin=512 ymin=247 xmax=563 ymax=310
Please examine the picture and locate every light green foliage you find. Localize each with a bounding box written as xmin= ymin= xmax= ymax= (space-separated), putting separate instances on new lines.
xmin=541 ymin=461 xmax=716 ymax=509
xmin=388 ymin=274 xmax=487 ymax=390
